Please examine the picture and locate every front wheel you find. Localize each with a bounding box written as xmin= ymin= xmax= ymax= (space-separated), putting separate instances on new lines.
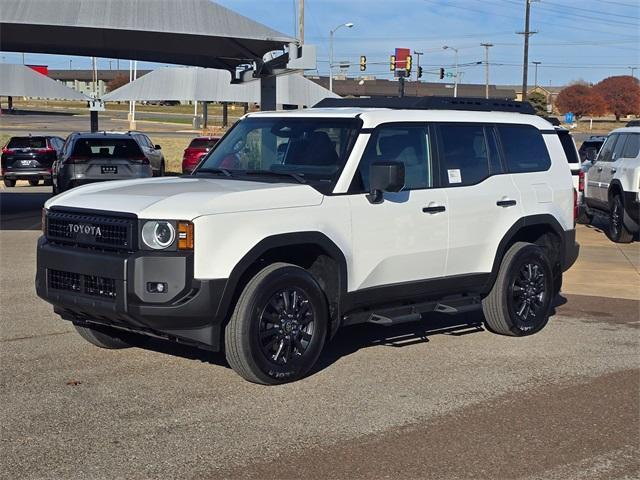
xmin=3 ymin=178 xmax=16 ymax=187
xmin=225 ymin=263 xmax=328 ymax=385
xmin=482 ymin=242 xmax=553 ymax=336
xmin=609 ymin=195 xmax=633 ymax=243
xmin=28 ymin=179 xmax=39 ymax=186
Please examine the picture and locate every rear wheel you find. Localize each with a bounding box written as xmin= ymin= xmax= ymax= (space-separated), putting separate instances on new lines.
xmin=225 ymin=263 xmax=328 ymax=385
xmin=609 ymin=195 xmax=633 ymax=243
xmin=3 ymin=178 xmax=16 ymax=187
xmin=74 ymin=324 xmax=137 ymax=349
xmin=482 ymin=242 xmax=553 ymax=336
xmin=28 ymin=179 xmax=39 ymax=186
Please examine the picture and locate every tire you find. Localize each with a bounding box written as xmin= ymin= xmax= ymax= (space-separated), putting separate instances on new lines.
xmin=28 ymin=179 xmax=39 ymax=186
xmin=482 ymin=242 xmax=553 ymax=336
xmin=225 ymin=263 xmax=328 ymax=385
xmin=608 ymin=195 xmax=633 ymax=243
xmin=153 ymin=162 xmax=165 ymax=177
xmin=577 ymin=205 xmax=592 ymax=225
xmin=3 ymin=178 xmax=16 ymax=187
xmin=43 ymin=179 xmax=53 ymax=186
xmin=74 ymin=324 xmax=135 ymax=349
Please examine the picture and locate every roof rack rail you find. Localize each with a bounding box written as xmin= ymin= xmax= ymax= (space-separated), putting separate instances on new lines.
xmin=313 ymin=96 xmax=536 ymax=114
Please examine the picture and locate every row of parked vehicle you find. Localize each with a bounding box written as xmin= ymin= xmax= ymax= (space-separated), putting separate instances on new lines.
xmin=577 ymin=123 xmax=640 ymax=243
xmin=1 ymin=132 xmax=220 ymax=193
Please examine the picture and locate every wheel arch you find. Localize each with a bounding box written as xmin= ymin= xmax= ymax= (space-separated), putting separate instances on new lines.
xmin=608 ymin=179 xmax=625 ymax=203
xmin=485 ymin=214 xmax=566 ymax=294
xmin=214 ymin=232 xmax=348 ymax=340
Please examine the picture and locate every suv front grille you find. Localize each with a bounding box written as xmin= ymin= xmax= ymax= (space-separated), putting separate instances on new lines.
xmin=46 ymin=210 xmax=136 ymax=251
xmin=48 ymin=269 xmax=117 ymax=298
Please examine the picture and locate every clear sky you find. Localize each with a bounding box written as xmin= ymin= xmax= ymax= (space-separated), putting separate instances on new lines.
xmin=1 ymin=0 xmax=638 ymax=87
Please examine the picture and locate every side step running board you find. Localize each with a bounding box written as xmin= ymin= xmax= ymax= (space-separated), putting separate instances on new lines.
xmin=347 ymin=297 xmax=482 ymax=327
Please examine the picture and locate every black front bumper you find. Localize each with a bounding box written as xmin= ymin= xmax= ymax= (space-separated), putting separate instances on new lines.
xmin=36 ymin=237 xmax=227 ymax=350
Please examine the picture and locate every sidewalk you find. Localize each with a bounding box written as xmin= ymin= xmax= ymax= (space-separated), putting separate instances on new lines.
xmin=563 ymin=222 xmax=640 ymax=301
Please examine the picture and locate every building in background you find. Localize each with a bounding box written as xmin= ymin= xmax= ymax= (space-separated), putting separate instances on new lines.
xmin=48 ymin=69 xmax=150 ymax=97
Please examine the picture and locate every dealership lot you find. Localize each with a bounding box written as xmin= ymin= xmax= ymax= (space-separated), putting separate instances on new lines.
xmin=1 ymin=184 xmax=638 ymax=479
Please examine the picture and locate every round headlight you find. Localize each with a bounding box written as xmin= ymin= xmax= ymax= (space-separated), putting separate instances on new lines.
xmin=142 ymin=221 xmax=175 ymax=249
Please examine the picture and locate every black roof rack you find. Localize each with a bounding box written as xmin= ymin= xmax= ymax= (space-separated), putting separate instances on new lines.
xmin=313 ymin=96 xmax=536 ymax=115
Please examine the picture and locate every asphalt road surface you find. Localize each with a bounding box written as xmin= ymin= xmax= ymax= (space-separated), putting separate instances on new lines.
xmin=1 ymin=185 xmax=638 ymax=480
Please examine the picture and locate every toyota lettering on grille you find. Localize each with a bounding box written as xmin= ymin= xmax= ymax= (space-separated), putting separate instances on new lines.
xmin=67 ymin=223 xmax=102 ymax=237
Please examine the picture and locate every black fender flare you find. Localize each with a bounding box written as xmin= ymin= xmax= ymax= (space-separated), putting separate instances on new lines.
xmin=213 ymin=232 xmax=348 ymax=338
xmin=484 ymin=214 xmax=569 ymax=293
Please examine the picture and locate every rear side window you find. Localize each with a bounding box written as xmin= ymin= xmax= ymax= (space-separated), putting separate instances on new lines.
xmin=7 ymin=137 xmax=47 ymax=149
xmin=497 ymin=125 xmax=551 ymax=173
xmin=596 ymin=135 xmax=618 ymax=162
xmin=556 ymin=131 xmax=580 ymax=164
xmin=438 ymin=124 xmax=497 ymax=186
xmin=189 ymin=138 xmax=219 ymax=149
xmin=72 ymin=138 xmax=143 ymax=158
xmin=621 ymin=133 xmax=640 ymax=159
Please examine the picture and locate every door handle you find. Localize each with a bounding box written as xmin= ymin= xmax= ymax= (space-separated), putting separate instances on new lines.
xmin=496 ymin=199 xmax=517 ymax=207
xmin=597 ymin=166 xmax=603 ymax=172
xmin=422 ymin=205 xmax=446 ymax=214
xmin=611 ymin=167 xmax=617 ymax=173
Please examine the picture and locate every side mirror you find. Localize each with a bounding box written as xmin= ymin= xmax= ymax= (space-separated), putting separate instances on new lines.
xmin=154 ymin=144 xmax=162 ymax=150
xmin=367 ymin=161 xmax=405 ymax=204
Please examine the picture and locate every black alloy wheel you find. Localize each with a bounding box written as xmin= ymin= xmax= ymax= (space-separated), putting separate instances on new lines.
xmin=258 ymin=288 xmax=315 ymax=366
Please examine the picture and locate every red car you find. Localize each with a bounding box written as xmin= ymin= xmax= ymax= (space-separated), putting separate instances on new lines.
xmin=182 ymin=136 xmax=220 ymax=174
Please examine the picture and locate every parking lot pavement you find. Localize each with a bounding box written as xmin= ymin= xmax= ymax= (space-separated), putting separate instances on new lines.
xmin=1 ymin=191 xmax=639 ymax=480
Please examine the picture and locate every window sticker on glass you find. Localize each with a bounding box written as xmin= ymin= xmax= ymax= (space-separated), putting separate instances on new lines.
xmin=447 ymin=169 xmax=462 ymax=184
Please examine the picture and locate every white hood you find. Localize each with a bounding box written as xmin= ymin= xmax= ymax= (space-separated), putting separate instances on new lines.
xmin=46 ymin=177 xmax=324 ymax=219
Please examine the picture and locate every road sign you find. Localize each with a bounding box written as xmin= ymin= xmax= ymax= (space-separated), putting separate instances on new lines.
xmin=564 ymin=112 xmax=575 ymax=123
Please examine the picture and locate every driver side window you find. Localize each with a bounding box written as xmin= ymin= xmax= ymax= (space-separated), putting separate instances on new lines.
xmin=354 ymin=125 xmax=431 ymax=192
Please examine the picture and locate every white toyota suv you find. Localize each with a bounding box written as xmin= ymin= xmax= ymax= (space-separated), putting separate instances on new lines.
xmin=580 ymin=126 xmax=640 ymax=242
xmin=36 ymin=97 xmax=579 ymax=384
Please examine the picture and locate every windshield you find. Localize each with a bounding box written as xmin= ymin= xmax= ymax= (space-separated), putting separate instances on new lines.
xmin=196 ymin=117 xmax=361 ymax=190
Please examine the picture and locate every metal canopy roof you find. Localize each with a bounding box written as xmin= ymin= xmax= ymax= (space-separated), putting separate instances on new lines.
xmin=0 ymin=0 xmax=295 ymax=70
xmin=0 ymin=64 xmax=90 ymax=100
xmin=102 ymin=68 xmax=339 ymax=106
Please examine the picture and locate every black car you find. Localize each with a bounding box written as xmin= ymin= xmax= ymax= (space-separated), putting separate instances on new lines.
xmin=578 ymin=135 xmax=607 ymax=162
xmin=1 ymin=135 xmax=65 ymax=187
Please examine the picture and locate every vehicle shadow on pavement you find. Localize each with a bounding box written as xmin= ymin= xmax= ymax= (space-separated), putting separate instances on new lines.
xmin=0 ymin=191 xmax=51 ymax=230
xmin=1 ymin=108 xmax=76 ymax=116
xmin=132 ymin=296 xmax=569 ymax=378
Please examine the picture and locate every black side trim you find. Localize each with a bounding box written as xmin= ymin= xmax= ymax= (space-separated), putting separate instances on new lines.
xmin=215 ymin=232 xmax=348 ymax=337
xmin=342 ymin=273 xmax=489 ymax=314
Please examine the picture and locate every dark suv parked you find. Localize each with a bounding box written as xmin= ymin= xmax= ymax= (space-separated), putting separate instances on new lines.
xmin=1 ymin=135 xmax=65 ymax=187
xmin=53 ymin=132 xmax=154 ymax=194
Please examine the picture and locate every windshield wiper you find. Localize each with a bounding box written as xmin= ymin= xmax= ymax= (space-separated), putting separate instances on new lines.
xmin=195 ymin=167 xmax=232 ymax=177
xmin=244 ymin=170 xmax=306 ymax=184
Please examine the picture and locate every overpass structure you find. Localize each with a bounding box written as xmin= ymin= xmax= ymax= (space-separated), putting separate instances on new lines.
xmin=0 ymin=0 xmax=305 ymax=113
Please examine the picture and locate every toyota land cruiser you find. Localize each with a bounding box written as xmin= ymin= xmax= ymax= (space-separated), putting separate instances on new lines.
xmin=36 ymin=97 xmax=579 ymax=384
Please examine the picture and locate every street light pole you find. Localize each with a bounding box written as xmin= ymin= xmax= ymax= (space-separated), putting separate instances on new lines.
xmin=481 ymin=43 xmax=493 ymax=99
xmin=532 ymin=61 xmax=541 ymax=88
xmin=629 ymin=66 xmax=638 ymax=80
xmin=443 ymin=45 xmax=459 ymax=98
xmin=329 ymin=22 xmax=354 ymax=93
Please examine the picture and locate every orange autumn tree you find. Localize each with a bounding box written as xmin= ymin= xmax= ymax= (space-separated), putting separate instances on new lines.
xmin=556 ymin=84 xmax=607 ymax=119
xmin=594 ymin=75 xmax=640 ymax=121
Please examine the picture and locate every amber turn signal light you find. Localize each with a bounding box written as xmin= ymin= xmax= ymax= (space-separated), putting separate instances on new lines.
xmin=177 ymin=221 xmax=194 ymax=250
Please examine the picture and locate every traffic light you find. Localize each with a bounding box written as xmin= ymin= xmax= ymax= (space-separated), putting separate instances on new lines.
xmin=417 ymin=66 xmax=423 ymax=79
xmin=439 ymin=67 xmax=445 ymax=79
xmin=359 ymin=55 xmax=367 ymax=72
xmin=405 ymin=55 xmax=412 ymax=72
xmin=390 ymin=55 xmax=396 ymax=71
